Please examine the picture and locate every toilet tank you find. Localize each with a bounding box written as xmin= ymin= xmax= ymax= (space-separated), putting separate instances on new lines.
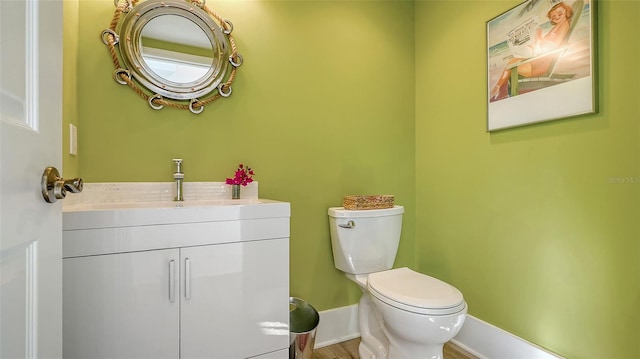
xmin=328 ymin=206 xmax=404 ymax=275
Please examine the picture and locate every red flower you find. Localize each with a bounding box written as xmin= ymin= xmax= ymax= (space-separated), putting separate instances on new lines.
xmin=225 ymin=164 xmax=255 ymax=186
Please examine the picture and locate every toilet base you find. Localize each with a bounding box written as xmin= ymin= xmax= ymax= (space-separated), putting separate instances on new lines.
xmin=357 ymin=294 xmax=389 ymax=359
xmin=360 ymin=326 xmax=448 ymax=359
xmin=386 ymin=337 xmax=446 ymax=359
xmin=358 ymin=342 xmax=376 ymax=359
xmin=355 ymin=294 xmax=451 ymax=359
xmin=356 ymin=292 xmax=466 ymax=359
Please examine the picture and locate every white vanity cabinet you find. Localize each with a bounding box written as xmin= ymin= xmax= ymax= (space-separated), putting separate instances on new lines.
xmin=63 ymin=248 xmax=181 ymax=358
xmin=180 ymin=239 xmax=289 ymax=358
xmin=62 ymin=200 xmax=290 ymax=359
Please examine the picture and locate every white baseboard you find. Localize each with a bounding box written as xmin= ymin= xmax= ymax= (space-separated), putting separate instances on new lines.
xmin=314 ymin=304 xmax=360 ymax=348
xmin=314 ymin=304 xmax=564 ymax=358
xmin=451 ymin=315 xmax=564 ymax=359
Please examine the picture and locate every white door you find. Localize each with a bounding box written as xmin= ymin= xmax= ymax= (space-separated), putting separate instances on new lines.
xmin=1 ymin=0 xmax=64 ymax=357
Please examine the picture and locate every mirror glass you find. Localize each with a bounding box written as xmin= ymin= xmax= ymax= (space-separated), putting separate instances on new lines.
xmin=140 ymin=14 xmax=215 ymax=84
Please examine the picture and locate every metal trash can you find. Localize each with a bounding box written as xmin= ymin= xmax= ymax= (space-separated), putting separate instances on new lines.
xmin=289 ymin=297 xmax=319 ymax=359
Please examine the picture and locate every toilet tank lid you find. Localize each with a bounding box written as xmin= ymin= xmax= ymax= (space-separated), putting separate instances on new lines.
xmin=328 ymin=206 xmax=404 ymax=218
xmin=367 ymin=267 xmax=464 ymax=311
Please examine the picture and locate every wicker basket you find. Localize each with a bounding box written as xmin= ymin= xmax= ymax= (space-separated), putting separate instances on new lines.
xmin=343 ymin=195 xmax=394 ymax=210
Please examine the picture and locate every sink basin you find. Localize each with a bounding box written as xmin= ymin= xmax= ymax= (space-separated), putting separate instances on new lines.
xmin=62 ymin=182 xmax=288 ymax=230
xmin=63 ymin=198 xmax=267 ymax=211
xmin=63 ymin=198 xmax=289 ymax=230
xmin=62 ymin=182 xmax=290 ymax=257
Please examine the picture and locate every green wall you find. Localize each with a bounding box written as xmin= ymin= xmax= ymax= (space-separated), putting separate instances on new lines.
xmin=63 ymin=0 xmax=416 ymax=312
xmin=63 ymin=0 xmax=640 ymax=358
xmin=415 ymin=0 xmax=639 ymax=358
xmin=63 ymin=0 xmax=80 ymax=176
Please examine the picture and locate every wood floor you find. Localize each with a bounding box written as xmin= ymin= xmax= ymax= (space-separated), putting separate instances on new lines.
xmin=312 ymin=337 xmax=478 ymax=359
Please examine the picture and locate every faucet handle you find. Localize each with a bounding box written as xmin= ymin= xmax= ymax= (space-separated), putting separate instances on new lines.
xmin=172 ymin=158 xmax=183 ymax=173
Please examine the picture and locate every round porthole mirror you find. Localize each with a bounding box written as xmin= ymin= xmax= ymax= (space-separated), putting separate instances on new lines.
xmin=102 ymin=0 xmax=242 ymax=114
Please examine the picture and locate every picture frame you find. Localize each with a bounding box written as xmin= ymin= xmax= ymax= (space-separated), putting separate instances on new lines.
xmin=487 ymin=0 xmax=597 ymax=131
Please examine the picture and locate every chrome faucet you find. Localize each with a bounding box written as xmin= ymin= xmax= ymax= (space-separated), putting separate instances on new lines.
xmin=173 ymin=158 xmax=184 ymax=201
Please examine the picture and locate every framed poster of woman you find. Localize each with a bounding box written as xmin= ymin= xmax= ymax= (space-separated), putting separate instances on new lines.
xmin=487 ymin=0 xmax=597 ymax=131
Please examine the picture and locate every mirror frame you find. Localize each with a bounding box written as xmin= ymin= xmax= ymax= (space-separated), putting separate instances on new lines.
xmin=102 ymin=0 xmax=242 ymax=114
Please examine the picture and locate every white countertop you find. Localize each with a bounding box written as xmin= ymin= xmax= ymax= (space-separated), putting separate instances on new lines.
xmin=62 ymin=182 xmax=290 ymax=230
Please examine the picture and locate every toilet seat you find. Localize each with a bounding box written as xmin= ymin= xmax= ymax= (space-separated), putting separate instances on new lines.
xmin=367 ymin=267 xmax=466 ymax=316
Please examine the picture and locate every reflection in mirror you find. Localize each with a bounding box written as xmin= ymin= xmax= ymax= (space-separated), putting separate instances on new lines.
xmin=140 ymin=14 xmax=215 ymax=84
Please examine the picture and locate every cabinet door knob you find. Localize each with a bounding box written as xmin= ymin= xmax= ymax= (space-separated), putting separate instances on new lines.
xmin=185 ymin=258 xmax=191 ymax=300
xmin=169 ymin=260 xmax=176 ymax=302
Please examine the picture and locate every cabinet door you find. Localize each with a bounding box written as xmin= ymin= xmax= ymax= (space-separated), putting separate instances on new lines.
xmin=180 ymin=239 xmax=289 ymax=358
xmin=63 ymin=249 xmax=180 ymax=359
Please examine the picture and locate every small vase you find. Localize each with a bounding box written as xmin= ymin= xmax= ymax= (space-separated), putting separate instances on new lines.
xmin=231 ymin=184 xmax=241 ymax=199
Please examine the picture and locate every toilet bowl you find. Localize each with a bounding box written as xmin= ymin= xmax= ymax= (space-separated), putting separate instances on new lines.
xmin=328 ymin=206 xmax=467 ymax=359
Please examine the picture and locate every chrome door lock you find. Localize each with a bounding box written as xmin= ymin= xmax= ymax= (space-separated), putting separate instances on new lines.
xmin=41 ymin=166 xmax=83 ymax=203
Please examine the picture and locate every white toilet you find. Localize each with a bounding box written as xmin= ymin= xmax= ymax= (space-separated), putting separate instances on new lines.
xmin=328 ymin=205 xmax=467 ymax=359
